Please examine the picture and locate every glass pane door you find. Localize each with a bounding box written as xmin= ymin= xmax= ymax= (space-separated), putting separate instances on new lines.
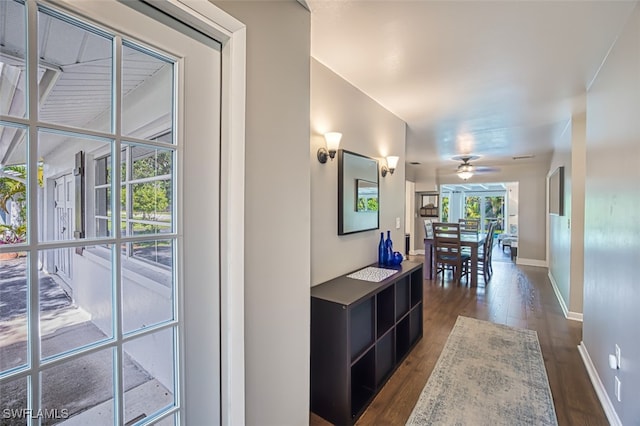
xmin=1 ymin=2 xmax=183 ymax=424
xmin=484 ymin=195 xmax=505 ymax=233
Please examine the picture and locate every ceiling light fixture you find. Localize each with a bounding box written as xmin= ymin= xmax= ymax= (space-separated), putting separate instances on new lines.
xmin=457 ymin=163 xmax=474 ymax=180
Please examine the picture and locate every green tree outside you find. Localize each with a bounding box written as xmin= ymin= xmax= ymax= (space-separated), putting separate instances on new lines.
xmin=465 ymin=196 xmax=481 ymax=219
xmin=441 ymin=196 xmax=449 ymax=222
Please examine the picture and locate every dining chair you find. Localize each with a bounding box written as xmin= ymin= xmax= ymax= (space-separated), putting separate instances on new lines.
xmin=433 ymin=222 xmax=471 ymax=285
xmin=458 ymin=218 xmax=480 ymax=236
xmin=477 ymin=221 xmax=495 ymax=283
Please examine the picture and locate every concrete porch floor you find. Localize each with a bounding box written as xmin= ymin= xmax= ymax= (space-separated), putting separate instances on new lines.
xmin=0 ymin=257 xmax=173 ymax=425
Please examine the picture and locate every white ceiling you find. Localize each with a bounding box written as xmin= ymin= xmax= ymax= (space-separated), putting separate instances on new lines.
xmin=309 ymin=0 xmax=637 ymax=173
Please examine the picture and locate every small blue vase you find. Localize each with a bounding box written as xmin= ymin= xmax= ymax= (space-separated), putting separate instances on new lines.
xmin=378 ymin=232 xmax=386 ymax=266
xmin=384 ymin=230 xmax=393 ymax=266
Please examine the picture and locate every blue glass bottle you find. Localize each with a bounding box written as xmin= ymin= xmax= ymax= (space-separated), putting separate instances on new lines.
xmin=378 ymin=232 xmax=386 ymax=266
xmin=385 ymin=230 xmax=393 ymax=266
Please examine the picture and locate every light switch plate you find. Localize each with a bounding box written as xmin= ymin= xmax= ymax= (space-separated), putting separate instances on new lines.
xmin=615 ymin=376 xmax=621 ymax=402
xmin=396 ymin=217 xmax=401 ymax=229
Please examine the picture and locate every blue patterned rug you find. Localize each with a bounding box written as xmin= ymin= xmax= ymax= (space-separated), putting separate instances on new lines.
xmin=406 ymin=316 xmax=558 ymax=425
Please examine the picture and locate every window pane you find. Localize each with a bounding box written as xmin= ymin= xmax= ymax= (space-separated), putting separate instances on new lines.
xmin=122 ymin=43 xmax=173 ymax=140
xmin=484 ymin=196 xmax=504 ymax=232
xmin=131 ymin=145 xmax=172 ymax=180
xmin=96 ymin=217 xmax=111 ymax=239
xmin=131 ymin=238 xmax=172 ymax=267
xmin=95 ymin=156 xmax=110 ymax=186
xmin=38 ymin=9 xmax=113 ymax=132
xmin=38 ymin=129 xmax=112 ymax=241
xmin=130 ymin=182 xmax=171 ymax=223
xmin=137 ymin=238 xmax=171 ymax=263
xmin=96 ymin=187 xmax=111 ymax=216
xmin=123 ymin=328 xmax=176 ymax=424
xmin=0 ymin=254 xmax=28 ymax=373
xmin=0 ymin=126 xmax=28 ymax=247
xmin=41 ymin=348 xmax=114 ymax=424
xmin=484 ymin=196 xmax=504 ymax=217
xmin=0 ymin=0 xmax=27 ymax=119
xmin=155 ymin=413 xmax=178 ymax=426
xmin=121 ymin=144 xmax=173 ymax=237
xmin=0 ymin=376 xmax=28 ymax=424
xmin=441 ymin=196 xmax=449 ymax=222
xmin=464 ymin=196 xmax=480 ymax=220
xmin=122 ymin=239 xmax=174 ymax=334
xmin=40 ymin=246 xmax=113 ymax=359
xmin=131 ymin=223 xmax=171 ymax=238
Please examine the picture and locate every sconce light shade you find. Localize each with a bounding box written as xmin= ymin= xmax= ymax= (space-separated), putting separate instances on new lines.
xmin=318 ymin=132 xmax=342 ymax=163
xmin=381 ymin=155 xmax=400 ymax=177
xmin=324 ymin=132 xmax=342 ymax=151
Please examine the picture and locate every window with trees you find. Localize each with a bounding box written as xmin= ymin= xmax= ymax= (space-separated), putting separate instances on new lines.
xmin=441 ymin=195 xmax=450 ymax=222
xmin=465 ymin=194 xmax=504 ymax=232
xmin=95 ymin=133 xmax=173 ymax=268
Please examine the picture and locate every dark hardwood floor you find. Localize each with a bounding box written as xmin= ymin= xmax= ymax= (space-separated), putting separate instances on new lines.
xmin=310 ymin=248 xmax=608 ymax=426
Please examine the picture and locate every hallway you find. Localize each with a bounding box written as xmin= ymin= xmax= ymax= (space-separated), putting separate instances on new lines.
xmin=311 ymin=258 xmax=608 ymax=425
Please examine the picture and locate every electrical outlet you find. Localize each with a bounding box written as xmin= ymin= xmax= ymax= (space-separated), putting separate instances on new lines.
xmin=615 ymin=376 xmax=621 ymax=402
xmin=396 ymin=217 xmax=401 ymax=229
xmin=615 ymin=344 xmax=621 ymax=369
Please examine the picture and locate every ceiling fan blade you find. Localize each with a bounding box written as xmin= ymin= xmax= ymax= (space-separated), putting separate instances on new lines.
xmin=474 ymin=166 xmax=500 ymax=173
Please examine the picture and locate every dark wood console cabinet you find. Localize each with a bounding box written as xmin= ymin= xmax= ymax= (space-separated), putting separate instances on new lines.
xmin=310 ymin=261 xmax=424 ymax=425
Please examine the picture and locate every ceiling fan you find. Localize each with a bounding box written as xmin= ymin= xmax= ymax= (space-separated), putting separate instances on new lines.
xmin=452 ymin=155 xmax=499 ymax=180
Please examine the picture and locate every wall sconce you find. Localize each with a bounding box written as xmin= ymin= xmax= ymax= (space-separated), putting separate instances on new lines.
xmin=381 ymin=156 xmax=399 ymax=177
xmin=317 ymin=132 xmax=342 ymax=163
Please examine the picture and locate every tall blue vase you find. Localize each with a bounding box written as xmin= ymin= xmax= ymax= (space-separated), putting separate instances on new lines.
xmin=378 ymin=232 xmax=386 ymax=266
xmin=384 ymin=230 xmax=393 ymax=266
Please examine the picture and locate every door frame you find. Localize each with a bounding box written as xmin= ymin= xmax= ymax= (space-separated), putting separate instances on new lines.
xmin=141 ymin=2 xmax=247 ymax=425
xmin=43 ymin=1 xmax=247 ymax=424
xmin=154 ymin=4 xmax=246 ymax=425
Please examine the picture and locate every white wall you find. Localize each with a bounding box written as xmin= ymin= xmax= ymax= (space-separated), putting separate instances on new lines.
xmin=583 ymin=3 xmax=640 ymax=424
xmin=436 ymin=160 xmax=549 ymax=263
xmin=213 ymin=2 xmax=312 ymax=424
xmin=73 ymin=251 xmax=174 ymax=390
xmin=569 ymin=113 xmax=586 ymax=315
xmin=548 ymin=125 xmax=572 ymax=312
xmin=549 ymin=111 xmax=587 ymax=318
xmin=310 ymin=59 xmax=407 ymax=285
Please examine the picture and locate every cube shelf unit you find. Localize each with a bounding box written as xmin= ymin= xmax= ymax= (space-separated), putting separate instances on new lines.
xmin=310 ymin=261 xmax=424 ymax=425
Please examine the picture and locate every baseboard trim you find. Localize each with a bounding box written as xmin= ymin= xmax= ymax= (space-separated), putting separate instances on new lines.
xmin=411 ymin=249 xmax=425 ymax=255
xmin=578 ymin=342 xmax=621 ymax=426
xmin=567 ymin=311 xmax=583 ymax=322
xmin=548 ymin=271 xmax=569 ymax=317
xmin=547 ymin=271 xmax=583 ymax=322
xmin=516 ymin=258 xmax=547 ymax=267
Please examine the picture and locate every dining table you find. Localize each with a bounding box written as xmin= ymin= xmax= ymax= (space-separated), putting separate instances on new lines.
xmin=424 ymin=232 xmax=487 ymax=287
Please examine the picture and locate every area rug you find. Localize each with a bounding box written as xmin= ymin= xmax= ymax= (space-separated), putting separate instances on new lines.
xmin=406 ymin=316 xmax=558 ymax=425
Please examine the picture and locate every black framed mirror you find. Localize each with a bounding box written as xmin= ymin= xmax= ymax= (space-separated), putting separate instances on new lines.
xmin=549 ymin=166 xmax=564 ymax=216
xmin=338 ymin=149 xmax=379 ymax=235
